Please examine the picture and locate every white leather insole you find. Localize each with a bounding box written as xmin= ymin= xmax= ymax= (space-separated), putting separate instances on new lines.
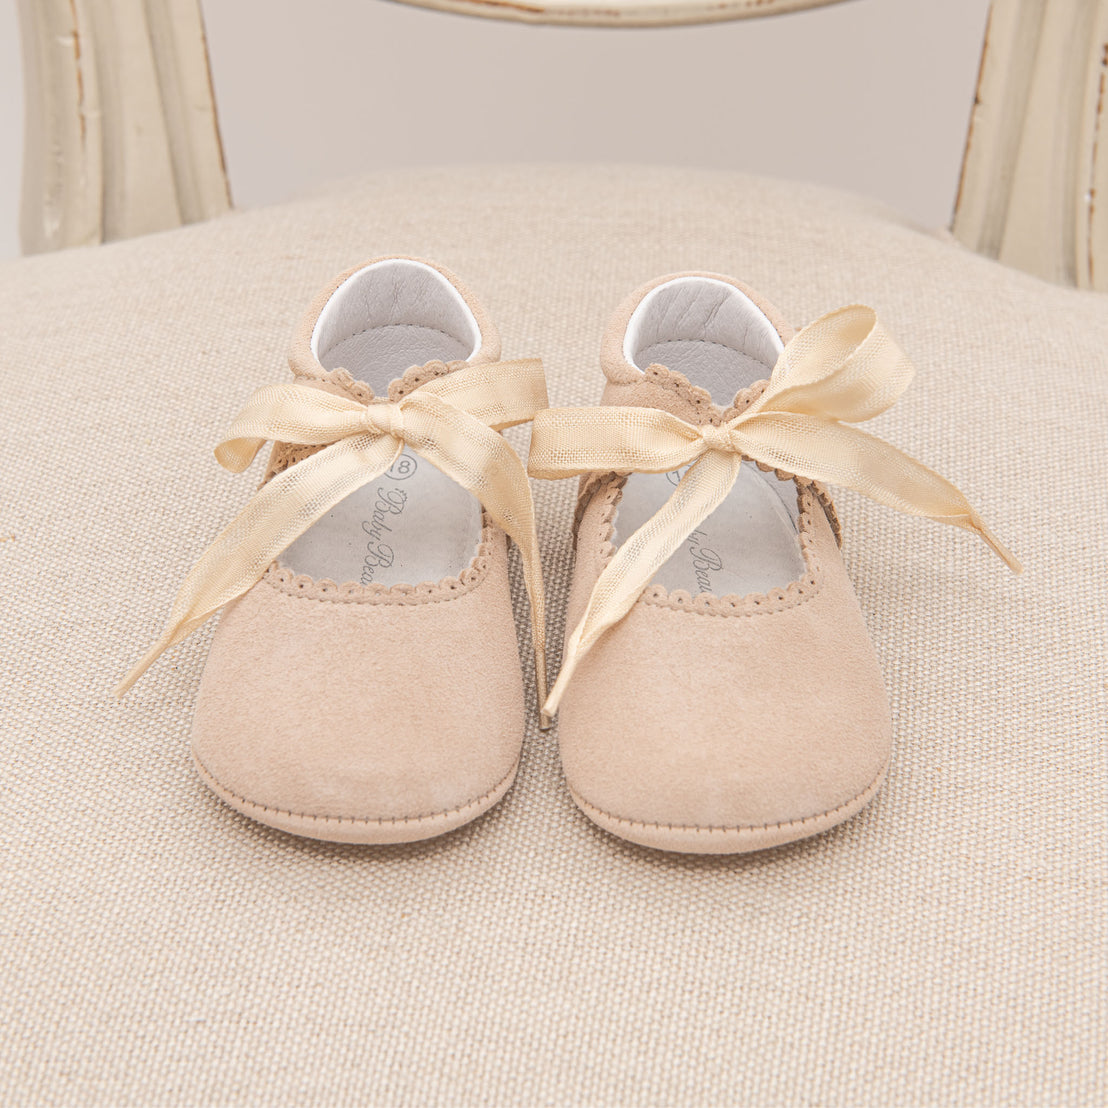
xmin=279 ymin=271 xmax=483 ymax=589
xmin=615 ymin=278 xmax=805 ymax=597
xmin=623 ymin=276 xmax=782 ymax=400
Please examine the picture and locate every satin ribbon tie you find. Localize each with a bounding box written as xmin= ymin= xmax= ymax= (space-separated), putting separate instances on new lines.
xmin=118 ymin=358 xmax=551 ymax=722
xmin=528 ymin=306 xmax=1021 ymax=718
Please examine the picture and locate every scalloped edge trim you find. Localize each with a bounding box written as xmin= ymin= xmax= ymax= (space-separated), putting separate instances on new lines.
xmin=193 ymin=753 xmax=519 ymax=845
xmin=642 ymin=364 xmax=770 ymax=423
xmin=264 ymin=358 xmax=469 ymax=481
xmin=314 ymin=357 xmax=466 ymax=406
xmin=260 ymin=524 xmax=499 ymax=606
xmin=623 ymin=366 xmax=823 ymax=498
xmin=576 ymin=475 xmax=827 ymax=618
xmin=643 ymin=362 xmax=716 ymax=415
xmin=387 ymin=358 xmax=465 ymax=401
xmin=568 ymin=761 xmax=888 ymax=855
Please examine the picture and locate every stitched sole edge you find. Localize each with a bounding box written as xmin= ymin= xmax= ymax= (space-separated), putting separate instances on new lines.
xmin=193 ymin=754 xmax=519 ymax=845
xmin=568 ymin=762 xmax=889 ymax=855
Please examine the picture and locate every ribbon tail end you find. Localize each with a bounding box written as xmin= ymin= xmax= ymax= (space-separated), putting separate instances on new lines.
xmin=541 ymin=662 xmax=575 ymax=726
xmin=115 ymin=637 xmax=171 ymax=699
xmin=976 ymin=520 xmax=1023 ymax=574
xmin=533 ymin=642 xmax=554 ymax=731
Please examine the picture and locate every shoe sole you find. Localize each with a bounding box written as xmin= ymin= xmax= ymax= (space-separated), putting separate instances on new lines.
xmin=568 ymin=761 xmax=888 ymax=854
xmin=193 ymin=754 xmax=519 ymax=845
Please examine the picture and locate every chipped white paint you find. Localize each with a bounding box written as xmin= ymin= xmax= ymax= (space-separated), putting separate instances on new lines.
xmin=953 ymin=0 xmax=1108 ymax=291
xmin=17 ymin=0 xmax=229 ymax=254
xmin=17 ymin=0 xmax=104 ymax=251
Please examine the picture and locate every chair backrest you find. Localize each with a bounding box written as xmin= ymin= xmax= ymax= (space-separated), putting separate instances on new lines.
xmin=17 ymin=0 xmax=231 ymax=252
xmin=15 ymin=0 xmax=1108 ymax=292
xmin=953 ymin=0 xmax=1108 ymax=290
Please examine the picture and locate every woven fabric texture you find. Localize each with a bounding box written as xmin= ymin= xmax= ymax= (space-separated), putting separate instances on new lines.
xmin=2 ymin=165 xmax=1105 ymax=1106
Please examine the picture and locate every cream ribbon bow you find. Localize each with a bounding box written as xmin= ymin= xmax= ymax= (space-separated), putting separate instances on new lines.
xmin=528 ymin=306 xmax=1021 ymax=717
xmin=118 ymin=358 xmax=550 ymax=714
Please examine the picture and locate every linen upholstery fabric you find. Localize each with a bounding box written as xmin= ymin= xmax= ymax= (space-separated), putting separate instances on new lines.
xmin=1 ymin=165 xmax=1105 ymax=1105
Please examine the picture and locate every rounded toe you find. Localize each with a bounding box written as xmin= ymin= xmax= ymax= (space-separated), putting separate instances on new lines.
xmin=557 ymin=601 xmax=891 ymax=854
xmin=191 ymin=566 xmax=524 ymax=843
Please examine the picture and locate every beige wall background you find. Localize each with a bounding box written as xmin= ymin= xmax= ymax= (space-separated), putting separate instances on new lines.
xmin=0 ymin=0 xmax=991 ymax=261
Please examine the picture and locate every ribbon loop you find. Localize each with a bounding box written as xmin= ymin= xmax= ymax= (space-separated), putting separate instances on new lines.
xmin=531 ymin=305 xmax=1020 ymax=719
xmin=750 ymin=306 xmax=916 ymax=423
xmin=119 ymin=359 xmax=550 ymax=716
xmin=215 ymin=384 xmax=371 ymax=473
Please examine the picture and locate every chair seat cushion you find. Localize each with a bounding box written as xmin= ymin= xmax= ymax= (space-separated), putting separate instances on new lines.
xmin=3 ymin=164 xmax=1105 ymax=1106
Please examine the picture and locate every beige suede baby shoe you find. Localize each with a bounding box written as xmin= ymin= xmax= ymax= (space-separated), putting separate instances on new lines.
xmin=120 ymin=258 xmax=548 ymax=843
xmin=528 ymin=273 xmax=1018 ymax=854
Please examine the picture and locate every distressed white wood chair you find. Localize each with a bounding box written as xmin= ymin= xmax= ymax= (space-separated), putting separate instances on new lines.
xmin=17 ymin=0 xmax=1108 ymax=287
xmin=4 ymin=3 xmax=1106 ymax=1106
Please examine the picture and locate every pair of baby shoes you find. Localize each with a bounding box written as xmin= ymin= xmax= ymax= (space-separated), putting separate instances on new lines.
xmin=120 ymin=257 xmax=1018 ymax=852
